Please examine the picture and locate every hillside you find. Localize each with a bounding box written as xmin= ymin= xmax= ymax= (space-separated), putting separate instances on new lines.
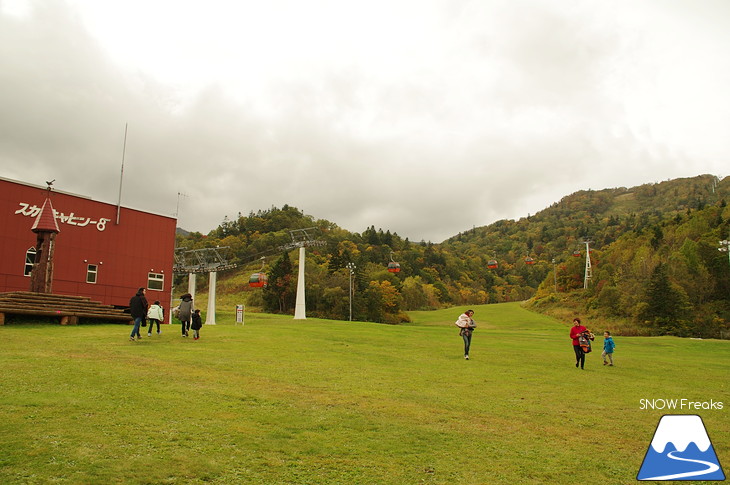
xmin=175 ymin=175 xmax=730 ymax=337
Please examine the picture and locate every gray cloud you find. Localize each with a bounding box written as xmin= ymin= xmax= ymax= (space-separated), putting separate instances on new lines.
xmin=2 ymin=1 xmax=729 ymax=242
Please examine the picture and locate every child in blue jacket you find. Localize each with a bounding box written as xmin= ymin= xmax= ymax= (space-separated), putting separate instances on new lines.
xmin=602 ymin=331 xmax=616 ymax=366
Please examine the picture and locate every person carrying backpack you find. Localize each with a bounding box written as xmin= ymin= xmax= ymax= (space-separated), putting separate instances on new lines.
xmin=455 ymin=309 xmax=477 ymax=360
xmin=569 ymin=317 xmax=593 ymax=369
xmin=178 ymin=293 xmax=193 ymax=337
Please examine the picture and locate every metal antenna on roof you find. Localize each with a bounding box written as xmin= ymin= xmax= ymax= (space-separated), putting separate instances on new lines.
xmin=116 ymin=123 xmax=128 ymax=225
xmin=175 ymin=192 xmax=188 ymax=219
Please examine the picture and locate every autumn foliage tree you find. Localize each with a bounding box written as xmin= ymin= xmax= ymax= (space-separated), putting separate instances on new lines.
xmin=176 ymin=175 xmax=730 ymax=334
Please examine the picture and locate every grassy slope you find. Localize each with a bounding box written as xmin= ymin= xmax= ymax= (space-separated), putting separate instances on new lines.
xmin=1 ymin=303 xmax=728 ymax=484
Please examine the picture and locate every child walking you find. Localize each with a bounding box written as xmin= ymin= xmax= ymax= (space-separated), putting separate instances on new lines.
xmin=602 ymin=331 xmax=616 ymax=366
xmin=191 ymin=309 xmax=203 ymax=340
xmin=146 ymin=300 xmax=164 ymax=336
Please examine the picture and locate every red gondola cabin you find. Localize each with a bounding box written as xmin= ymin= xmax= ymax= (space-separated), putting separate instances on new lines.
xmin=487 ymin=260 xmax=498 ymax=269
xmin=249 ymin=272 xmax=268 ymax=288
xmin=387 ymin=262 xmax=400 ymax=273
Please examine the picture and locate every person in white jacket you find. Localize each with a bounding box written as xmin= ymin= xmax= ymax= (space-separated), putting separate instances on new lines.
xmin=454 ymin=309 xmax=476 ymax=360
xmin=146 ymin=300 xmax=164 ymax=336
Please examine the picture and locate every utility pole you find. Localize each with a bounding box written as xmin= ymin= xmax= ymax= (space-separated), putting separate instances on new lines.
xmin=721 ymin=240 xmax=730 ymax=339
xmin=346 ymin=262 xmax=356 ymax=321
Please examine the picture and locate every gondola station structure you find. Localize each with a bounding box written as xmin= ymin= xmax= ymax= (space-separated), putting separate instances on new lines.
xmin=0 ymin=176 xmax=177 ymax=324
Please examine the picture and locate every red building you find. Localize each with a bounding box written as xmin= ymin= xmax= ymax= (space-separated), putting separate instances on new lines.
xmin=0 ymin=177 xmax=176 ymax=318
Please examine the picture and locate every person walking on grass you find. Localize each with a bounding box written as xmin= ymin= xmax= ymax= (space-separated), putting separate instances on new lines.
xmin=602 ymin=331 xmax=616 ymax=366
xmin=455 ymin=309 xmax=477 ymax=360
xmin=569 ymin=317 xmax=593 ymax=369
xmin=178 ymin=293 xmax=193 ymax=337
xmin=146 ymin=300 xmax=164 ymax=337
xmin=191 ymin=309 xmax=203 ymax=340
xmin=129 ymin=287 xmax=148 ymax=341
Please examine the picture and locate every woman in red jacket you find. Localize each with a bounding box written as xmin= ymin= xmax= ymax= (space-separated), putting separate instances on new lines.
xmin=570 ymin=317 xmax=588 ymax=369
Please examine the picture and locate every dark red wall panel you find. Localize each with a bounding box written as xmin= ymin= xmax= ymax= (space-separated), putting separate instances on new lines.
xmin=0 ymin=177 xmax=176 ymax=312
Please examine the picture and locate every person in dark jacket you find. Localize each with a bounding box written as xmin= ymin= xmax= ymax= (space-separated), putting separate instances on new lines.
xmin=191 ymin=309 xmax=203 ymax=340
xmin=178 ymin=293 xmax=193 ymax=337
xmin=129 ymin=288 xmax=148 ymax=341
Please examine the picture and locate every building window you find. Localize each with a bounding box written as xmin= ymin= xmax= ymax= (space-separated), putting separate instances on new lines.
xmin=24 ymin=247 xmax=36 ymax=276
xmin=86 ymin=264 xmax=98 ymax=284
xmin=148 ymin=272 xmax=164 ymax=291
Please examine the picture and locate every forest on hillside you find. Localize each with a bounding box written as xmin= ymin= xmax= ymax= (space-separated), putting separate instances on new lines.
xmin=175 ymin=174 xmax=730 ymax=337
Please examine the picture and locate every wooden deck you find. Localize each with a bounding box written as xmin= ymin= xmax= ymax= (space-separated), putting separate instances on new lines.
xmin=0 ymin=291 xmax=133 ymax=325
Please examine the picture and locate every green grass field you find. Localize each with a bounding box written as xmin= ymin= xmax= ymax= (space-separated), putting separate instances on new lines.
xmin=1 ymin=303 xmax=728 ymax=484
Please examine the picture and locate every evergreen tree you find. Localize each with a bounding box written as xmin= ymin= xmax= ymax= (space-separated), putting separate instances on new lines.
xmin=262 ymin=252 xmax=295 ymax=313
xmin=641 ymin=263 xmax=691 ymax=335
xmin=650 ymin=225 xmax=664 ymax=250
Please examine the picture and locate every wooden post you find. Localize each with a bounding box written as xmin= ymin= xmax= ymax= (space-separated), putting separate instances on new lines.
xmin=29 ymin=196 xmax=60 ymax=294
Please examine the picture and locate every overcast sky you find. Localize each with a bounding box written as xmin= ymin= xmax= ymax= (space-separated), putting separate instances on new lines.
xmin=2 ymin=0 xmax=729 ymax=242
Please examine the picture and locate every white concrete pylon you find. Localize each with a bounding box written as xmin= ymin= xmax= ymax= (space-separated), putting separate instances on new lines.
xmin=294 ymin=246 xmax=306 ymax=319
xmin=206 ymin=271 xmax=216 ymax=324
xmin=188 ymin=272 xmax=196 ymax=301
